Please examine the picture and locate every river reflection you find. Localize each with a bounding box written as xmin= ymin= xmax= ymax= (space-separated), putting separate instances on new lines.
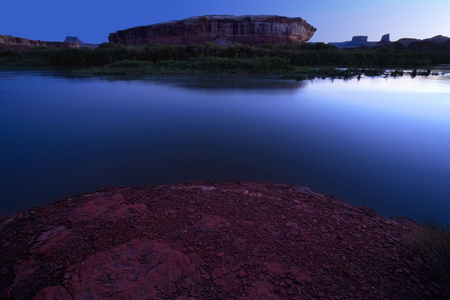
xmin=0 ymin=68 xmax=449 ymax=224
xmin=149 ymin=76 xmax=306 ymax=91
xmin=0 ymin=69 xmax=306 ymax=91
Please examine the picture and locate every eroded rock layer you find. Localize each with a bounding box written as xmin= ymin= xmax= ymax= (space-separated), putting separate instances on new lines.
xmin=0 ymin=35 xmax=79 ymax=51
xmin=108 ymin=15 xmax=317 ymax=46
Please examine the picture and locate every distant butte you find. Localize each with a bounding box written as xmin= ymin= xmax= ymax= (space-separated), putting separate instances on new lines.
xmin=0 ymin=35 xmax=79 ymax=51
xmin=108 ymin=15 xmax=317 ymax=46
xmin=0 ymin=35 xmax=98 ymax=51
xmin=63 ymin=36 xmax=98 ymax=49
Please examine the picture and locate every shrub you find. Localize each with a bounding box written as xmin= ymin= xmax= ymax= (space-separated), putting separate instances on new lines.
xmin=2 ymin=42 xmax=449 ymax=69
xmin=408 ymin=219 xmax=450 ymax=280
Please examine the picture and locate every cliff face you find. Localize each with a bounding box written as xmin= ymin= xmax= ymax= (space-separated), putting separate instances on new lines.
xmin=0 ymin=35 xmax=79 ymax=50
xmin=108 ymin=15 xmax=317 ymax=46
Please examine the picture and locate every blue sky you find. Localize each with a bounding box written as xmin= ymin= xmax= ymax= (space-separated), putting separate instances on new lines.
xmin=1 ymin=0 xmax=449 ymax=44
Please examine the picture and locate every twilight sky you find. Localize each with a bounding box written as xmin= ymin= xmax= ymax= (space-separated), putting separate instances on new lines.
xmin=1 ymin=0 xmax=449 ymax=44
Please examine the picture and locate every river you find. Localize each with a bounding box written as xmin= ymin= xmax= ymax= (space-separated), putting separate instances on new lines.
xmin=1 ymin=67 xmax=449 ymax=224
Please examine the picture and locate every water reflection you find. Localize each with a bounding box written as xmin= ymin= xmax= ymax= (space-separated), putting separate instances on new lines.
xmin=153 ymin=76 xmax=306 ymax=91
xmin=0 ymin=67 xmax=306 ymax=91
xmin=0 ymin=68 xmax=449 ymax=225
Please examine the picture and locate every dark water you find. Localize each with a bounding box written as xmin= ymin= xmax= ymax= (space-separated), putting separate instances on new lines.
xmin=1 ymin=68 xmax=449 ymax=224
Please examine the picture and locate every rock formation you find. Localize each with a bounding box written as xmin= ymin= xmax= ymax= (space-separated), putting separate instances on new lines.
xmin=380 ymin=33 xmax=391 ymax=43
xmin=63 ymin=36 xmax=98 ymax=49
xmin=108 ymin=15 xmax=317 ymax=46
xmin=330 ymin=34 xmax=385 ymax=48
xmin=1 ymin=181 xmax=447 ymax=299
xmin=330 ymin=34 xmax=450 ymax=54
xmin=390 ymin=35 xmax=450 ymax=54
xmin=351 ymin=36 xmax=368 ymax=43
xmin=0 ymin=35 xmax=79 ymax=51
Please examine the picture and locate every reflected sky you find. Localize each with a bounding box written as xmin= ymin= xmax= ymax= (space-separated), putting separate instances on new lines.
xmin=302 ymin=77 xmax=450 ymax=124
xmin=0 ymin=69 xmax=449 ymax=224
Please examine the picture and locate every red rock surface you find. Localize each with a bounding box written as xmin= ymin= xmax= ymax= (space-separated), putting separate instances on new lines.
xmin=0 ymin=181 xmax=447 ymax=299
xmin=108 ymin=15 xmax=317 ymax=46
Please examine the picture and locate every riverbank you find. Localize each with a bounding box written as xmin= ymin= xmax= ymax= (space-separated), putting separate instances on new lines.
xmin=2 ymin=57 xmax=446 ymax=81
xmin=1 ymin=42 xmax=449 ymax=78
xmin=1 ymin=181 xmax=448 ymax=299
xmin=78 ymin=59 xmax=445 ymax=80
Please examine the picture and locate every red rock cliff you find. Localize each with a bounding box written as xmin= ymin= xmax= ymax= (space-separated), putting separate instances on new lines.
xmin=0 ymin=35 xmax=79 ymax=50
xmin=108 ymin=15 xmax=317 ymax=46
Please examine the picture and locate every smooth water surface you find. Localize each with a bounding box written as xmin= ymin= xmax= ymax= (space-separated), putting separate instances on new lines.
xmin=1 ymin=68 xmax=449 ymax=224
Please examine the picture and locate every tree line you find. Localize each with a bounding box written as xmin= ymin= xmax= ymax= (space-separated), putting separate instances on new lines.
xmin=1 ymin=42 xmax=449 ymax=71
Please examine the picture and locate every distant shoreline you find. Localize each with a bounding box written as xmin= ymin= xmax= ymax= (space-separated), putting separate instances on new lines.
xmin=1 ymin=42 xmax=449 ymax=80
xmin=77 ymin=62 xmax=447 ymax=81
xmin=1 ymin=64 xmax=446 ymax=82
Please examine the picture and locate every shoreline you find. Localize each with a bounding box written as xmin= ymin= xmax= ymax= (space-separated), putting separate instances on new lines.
xmin=2 ymin=41 xmax=449 ymax=80
xmin=1 ymin=64 xmax=448 ymax=82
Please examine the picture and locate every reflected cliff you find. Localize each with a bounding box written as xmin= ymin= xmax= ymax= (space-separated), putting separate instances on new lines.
xmin=142 ymin=76 xmax=306 ymax=92
xmin=0 ymin=67 xmax=306 ymax=92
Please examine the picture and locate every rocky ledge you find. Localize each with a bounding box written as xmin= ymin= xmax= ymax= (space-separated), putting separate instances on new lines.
xmin=0 ymin=181 xmax=447 ymax=299
xmin=108 ymin=15 xmax=317 ymax=46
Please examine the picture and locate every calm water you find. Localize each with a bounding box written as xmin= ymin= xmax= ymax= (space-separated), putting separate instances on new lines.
xmin=1 ymin=68 xmax=449 ymax=224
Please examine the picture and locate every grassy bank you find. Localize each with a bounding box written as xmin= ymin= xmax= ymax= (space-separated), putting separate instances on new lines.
xmin=79 ymin=57 xmax=291 ymax=75
xmin=409 ymin=220 xmax=450 ymax=281
xmin=1 ymin=42 xmax=449 ymax=78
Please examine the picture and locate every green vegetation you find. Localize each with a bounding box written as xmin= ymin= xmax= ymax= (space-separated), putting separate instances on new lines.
xmin=409 ymin=219 xmax=450 ymax=281
xmin=80 ymin=57 xmax=291 ymax=75
xmin=1 ymin=42 xmax=449 ymax=78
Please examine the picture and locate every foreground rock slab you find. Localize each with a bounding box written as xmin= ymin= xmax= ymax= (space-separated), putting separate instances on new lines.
xmin=0 ymin=181 xmax=447 ymax=299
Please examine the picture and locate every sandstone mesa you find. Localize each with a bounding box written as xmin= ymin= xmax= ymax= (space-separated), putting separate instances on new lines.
xmin=108 ymin=15 xmax=317 ymax=46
